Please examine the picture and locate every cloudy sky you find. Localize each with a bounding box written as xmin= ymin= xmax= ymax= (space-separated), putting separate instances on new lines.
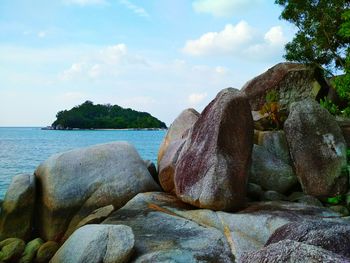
xmin=0 ymin=0 xmax=296 ymax=126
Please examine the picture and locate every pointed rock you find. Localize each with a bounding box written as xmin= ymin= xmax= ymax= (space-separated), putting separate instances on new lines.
xmin=175 ymin=88 xmax=254 ymax=211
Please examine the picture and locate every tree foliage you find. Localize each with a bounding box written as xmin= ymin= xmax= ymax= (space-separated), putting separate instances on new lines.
xmin=275 ymin=0 xmax=350 ymax=75
xmin=52 ymin=101 xmax=167 ymax=129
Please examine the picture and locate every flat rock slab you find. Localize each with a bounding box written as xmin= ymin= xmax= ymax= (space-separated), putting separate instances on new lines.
xmin=103 ymin=192 xmax=341 ymax=262
xmin=103 ymin=192 xmax=235 ymax=262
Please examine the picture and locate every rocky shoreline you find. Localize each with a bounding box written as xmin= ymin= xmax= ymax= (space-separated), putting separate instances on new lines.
xmin=1 ymin=62 xmax=350 ymax=262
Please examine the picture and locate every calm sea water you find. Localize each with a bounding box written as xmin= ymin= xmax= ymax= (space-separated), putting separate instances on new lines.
xmin=0 ymin=127 xmax=166 ymax=199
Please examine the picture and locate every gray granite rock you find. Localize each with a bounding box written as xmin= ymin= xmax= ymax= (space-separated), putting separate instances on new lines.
xmin=51 ymin=224 xmax=134 ymax=263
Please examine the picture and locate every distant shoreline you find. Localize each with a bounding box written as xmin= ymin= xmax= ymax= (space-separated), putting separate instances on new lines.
xmin=41 ymin=127 xmax=167 ymax=131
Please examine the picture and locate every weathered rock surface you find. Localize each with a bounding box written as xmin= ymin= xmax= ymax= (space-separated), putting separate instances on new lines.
xmin=35 ymin=241 xmax=59 ymax=263
xmin=266 ymin=220 xmax=350 ymax=259
xmin=242 ymin=62 xmax=329 ymax=111
xmin=51 ymin=224 xmax=134 ymax=263
xmin=175 ymin=88 xmax=254 ymax=211
xmin=63 ymin=204 xmax=115 ymax=240
xmin=0 ymin=174 xmax=35 ymax=241
xmin=0 ymin=238 xmax=25 ymax=262
xmin=158 ymin=139 xmax=186 ymax=193
xmin=157 ymin=108 xmax=200 ymax=164
xmin=103 ymin=192 xmax=340 ymax=261
xmin=35 ymin=142 xmax=160 ymax=241
xmin=250 ymin=145 xmax=297 ymax=193
xmin=19 ymin=238 xmax=44 ymax=263
xmin=254 ymin=130 xmax=292 ymax=164
xmin=240 ymin=239 xmax=350 ymax=263
xmin=284 ymin=99 xmax=348 ymax=197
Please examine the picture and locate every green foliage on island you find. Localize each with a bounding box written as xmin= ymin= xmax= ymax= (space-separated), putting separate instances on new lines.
xmin=52 ymin=101 xmax=167 ymax=129
xmin=275 ymin=0 xmax=350 ymax=117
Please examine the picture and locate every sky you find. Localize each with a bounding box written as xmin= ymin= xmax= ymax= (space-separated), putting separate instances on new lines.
xmin=0 ymin=0 xmax=296 ymax=126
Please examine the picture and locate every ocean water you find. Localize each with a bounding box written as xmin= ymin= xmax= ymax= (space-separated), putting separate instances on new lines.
xmin=0 ymin=127 xmax=166 ymax=199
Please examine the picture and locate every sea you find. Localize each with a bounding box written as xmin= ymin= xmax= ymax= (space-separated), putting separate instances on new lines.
xmin=0 ymin=127 xmax=166 ymax=199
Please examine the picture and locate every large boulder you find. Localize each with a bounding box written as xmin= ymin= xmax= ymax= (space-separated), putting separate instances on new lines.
xmin=51 ymin=225 xmax=134 ymax=263
xmin=0 ymin=174 xmax=35 ymax=241
xmin=284 ymin=99 xmax=348 ymax=197
xmin=157 ymin=108 xmax=200 ymax=164
xmin=35 ymin=142 xmax=160 ymax=241
xmin=240 ymin=239 xmax=350 ymax=263
xmin=242 ymin=62 xmax=329 ymax=111
xmin=266 ymin=220 xmax=350 ymax=259
xmin=103 ymin=192 xmax=340 ymax=262
xmin=174 ymin=88 xmax=254 ymax=211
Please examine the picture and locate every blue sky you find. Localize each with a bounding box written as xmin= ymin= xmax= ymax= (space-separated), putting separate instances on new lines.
xmin=0 ymin=0 xmax=296 ymax=126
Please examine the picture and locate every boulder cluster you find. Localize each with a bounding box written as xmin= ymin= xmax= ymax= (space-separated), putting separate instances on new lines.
xmin=1 ymin=63 xmax=350 ymax=262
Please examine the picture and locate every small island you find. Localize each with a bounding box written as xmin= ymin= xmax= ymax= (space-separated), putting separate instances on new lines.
xmin=49 ymin=101 xmax=167 ymax=130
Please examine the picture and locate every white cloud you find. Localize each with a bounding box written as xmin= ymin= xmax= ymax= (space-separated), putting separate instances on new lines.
xmin=183 ymin=21 xmax=289 ymax=61
xmin=215 ymin=66 xmax=228 ymax=74
xmin=183 ymin=21 xmax=254 ymax=56
xmin=188 ymin=92 xmax=208 ymax=106
xmin=119 ymin=0 xmax=150 ymax=18
xmin=193 ymin=0 xmax=262 ymax=17
xmin=60 ymin=43 xmax=148 ymax=80
xmin=63 ymin=0 xmax=107 ymax=6
xmin=264 ymin=26 xmax=286 ymax=46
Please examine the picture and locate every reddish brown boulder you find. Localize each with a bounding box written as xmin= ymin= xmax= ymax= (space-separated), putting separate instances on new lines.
xmin=266 ymin=220 xmax=350 ymax=259
xmin=284 ymin=99 xmax=348 ymax=197
xmin=242 ymin=62 xmax=329 ymax=111
xmin=241 ymin=239 xmax=350 ymax=263
xmin=174 ymin=88 xmax=254 ymax=211
xmin=157 ymin=108 xmax=200 ymax=165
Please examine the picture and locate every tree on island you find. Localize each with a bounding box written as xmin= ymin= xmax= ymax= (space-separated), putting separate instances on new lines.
xmin=52 ymin=101 xmax=167 ymax=129
xmin=275 ymin=0 xmax=350 ymax=115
